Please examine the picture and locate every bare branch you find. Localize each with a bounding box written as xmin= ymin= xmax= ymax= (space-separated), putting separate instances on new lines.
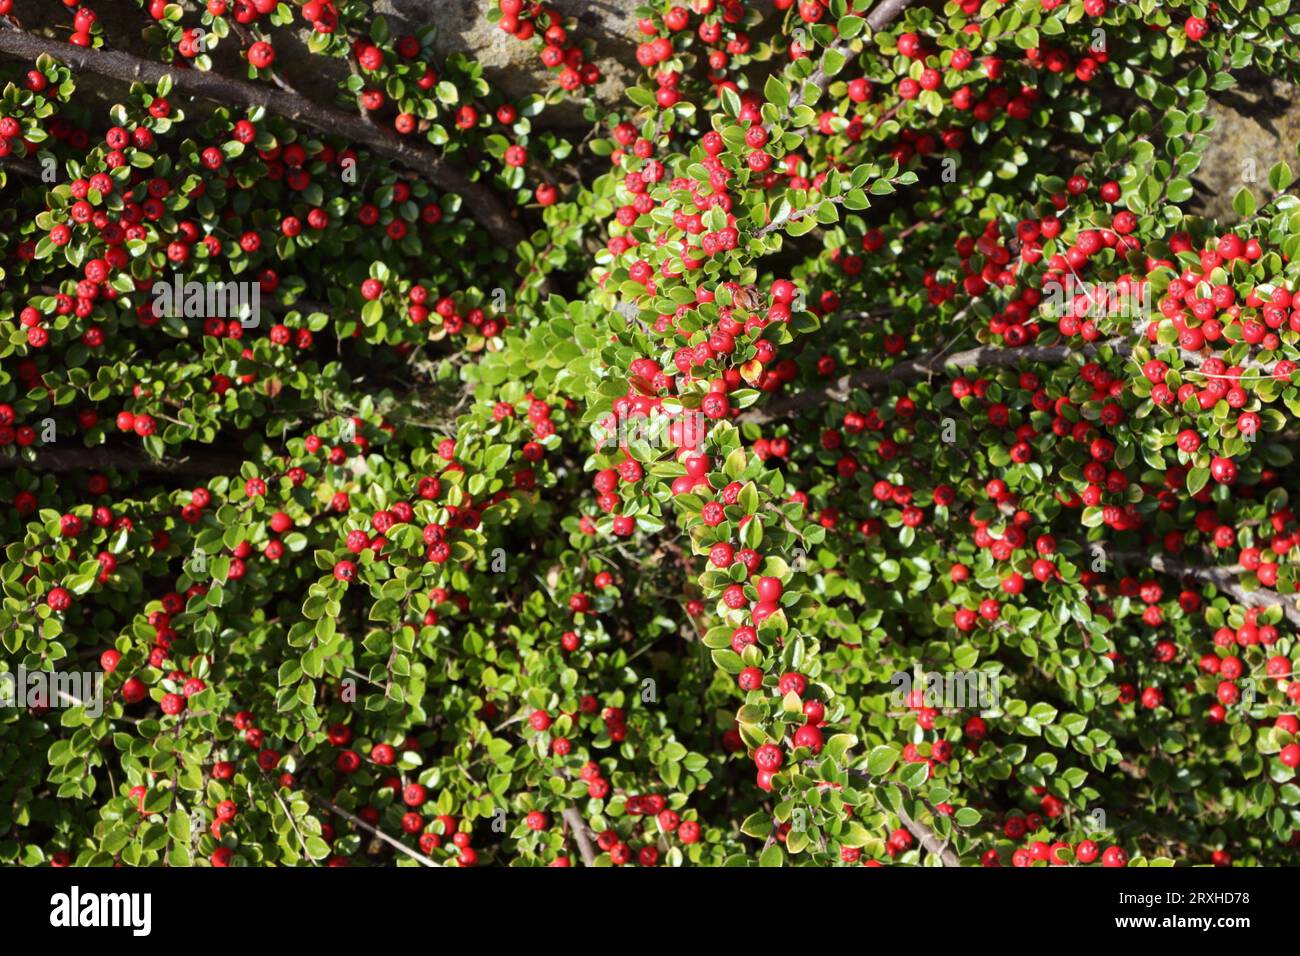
xmin=0 ymin=153 xmax=42 ymax=179
xmin=314 ymin=797 xmax=443 ymax=867
xmin=1113 ymin=552 xmax=1300 ymax=627
xmin=895 ymin=801 xmax=962 ymax=867
xmin=781 ymin=0 xmax=916 ymax=118
xmin=562 ymin=806 xmax=598 ymax=866
xmin=742 ymin=332 xmax=1125 ymax=425
xmin=867 ymin=0 xmax=917 ymax=32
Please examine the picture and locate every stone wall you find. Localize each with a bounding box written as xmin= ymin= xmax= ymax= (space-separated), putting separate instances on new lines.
xmin=1199 ymin=77 xmax=1300 ymax=223
xmin=381 ymin=0 xmax=640 ymax=123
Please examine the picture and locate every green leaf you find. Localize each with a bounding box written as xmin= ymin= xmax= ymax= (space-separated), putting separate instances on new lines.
xmin=1233 ymin=187 xmax=1257 ymax=218
xmin=1166 ymin=178 xmax=1194 ymax=203
xmin=824 ymin=733 xmax=857 ymax=762
xmin=899 ymin=761 xmax=930 ymax=788
xmin=838 ymin=15 xmax=865 ymax=40
xmin=740 ymin=812 xmax=772 ymax=838
xmin=721 ymin=85 xmax=742 ymax=118
xmin=821 ymin=47 xmax=846 ymax=78
xmin=840 ymin=822 xmax=873 ymax=847
xmin=867 ymin=745 xmax=900 ymax=775
xmin=711 ymin=649 xmax=744 ymax=674
xmin=483 ymin=444 xmax=510 ymax=473
xmin=764 ymin=75 xmax=789 ymax=111
xmin=1269 ymin=161 xmax=1294 ymax=193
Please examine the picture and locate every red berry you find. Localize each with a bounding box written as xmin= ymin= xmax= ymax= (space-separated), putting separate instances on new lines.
xmin=122 ymin=677 xmax=148 ymax=704
xmin=248 ymin=41 xmax=275 ymax=69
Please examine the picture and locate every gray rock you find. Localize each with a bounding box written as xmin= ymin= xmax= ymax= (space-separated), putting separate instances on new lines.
xmin=379 ymin=0 xmax=642 ymax=124
xmin=1198 ymin=78 xmax=1300 ymax=223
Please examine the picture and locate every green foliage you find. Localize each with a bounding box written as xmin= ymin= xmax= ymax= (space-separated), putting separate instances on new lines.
xmin=1 ymin=0 xmax=1300 ymax=869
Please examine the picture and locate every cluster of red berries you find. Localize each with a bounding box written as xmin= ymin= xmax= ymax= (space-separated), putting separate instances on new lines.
xmin=635 ymin=0 xmax=751 ymax=93
xmin=0 ymin=109 xmax=33 ymax=159
xmin=97 ymin=594 xmax=211 ymax=715
xmin=331 ymin=437 xmax=519 ymax=584
xmin=401 ymin=286 xmax=510 ymax=339
xmin=274 ymin=722 xmax=471 ymax=866
xmin=741 ymin=670 xmax=823 ymax=790
xmin=592 ymin=791 xmax=701 ymax=866
xmin=496 ymin=0 xmax=601 ymax=92
xmin=986 ymin=826 xmax=1129 ymax=868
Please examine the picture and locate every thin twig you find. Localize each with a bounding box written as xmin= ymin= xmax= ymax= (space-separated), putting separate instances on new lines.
xmin=314 ymin=796 xmax=443 ymax=867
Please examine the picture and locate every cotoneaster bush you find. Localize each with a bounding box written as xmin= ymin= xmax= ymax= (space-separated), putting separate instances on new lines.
xmin=1 ymin=0 xmax=1300 ymax=868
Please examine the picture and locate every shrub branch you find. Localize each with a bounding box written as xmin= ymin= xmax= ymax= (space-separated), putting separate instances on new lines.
xmin=313 ymin=797 xmax=443 ymax=867
xmin=894 ymin=801 xmax=962 ymax=867
xmin=739 ymin=325 xmax=1275 ymax=425
xmin=1114 ymin=552 xmax=1300 ymax=627
xmin=0 ymin=24 xmax=529 ymax=253
xmin=741 ymin=329 xmax=1125 ymax=424
xmin=561 ymin=806 xmax=598 ymax=866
